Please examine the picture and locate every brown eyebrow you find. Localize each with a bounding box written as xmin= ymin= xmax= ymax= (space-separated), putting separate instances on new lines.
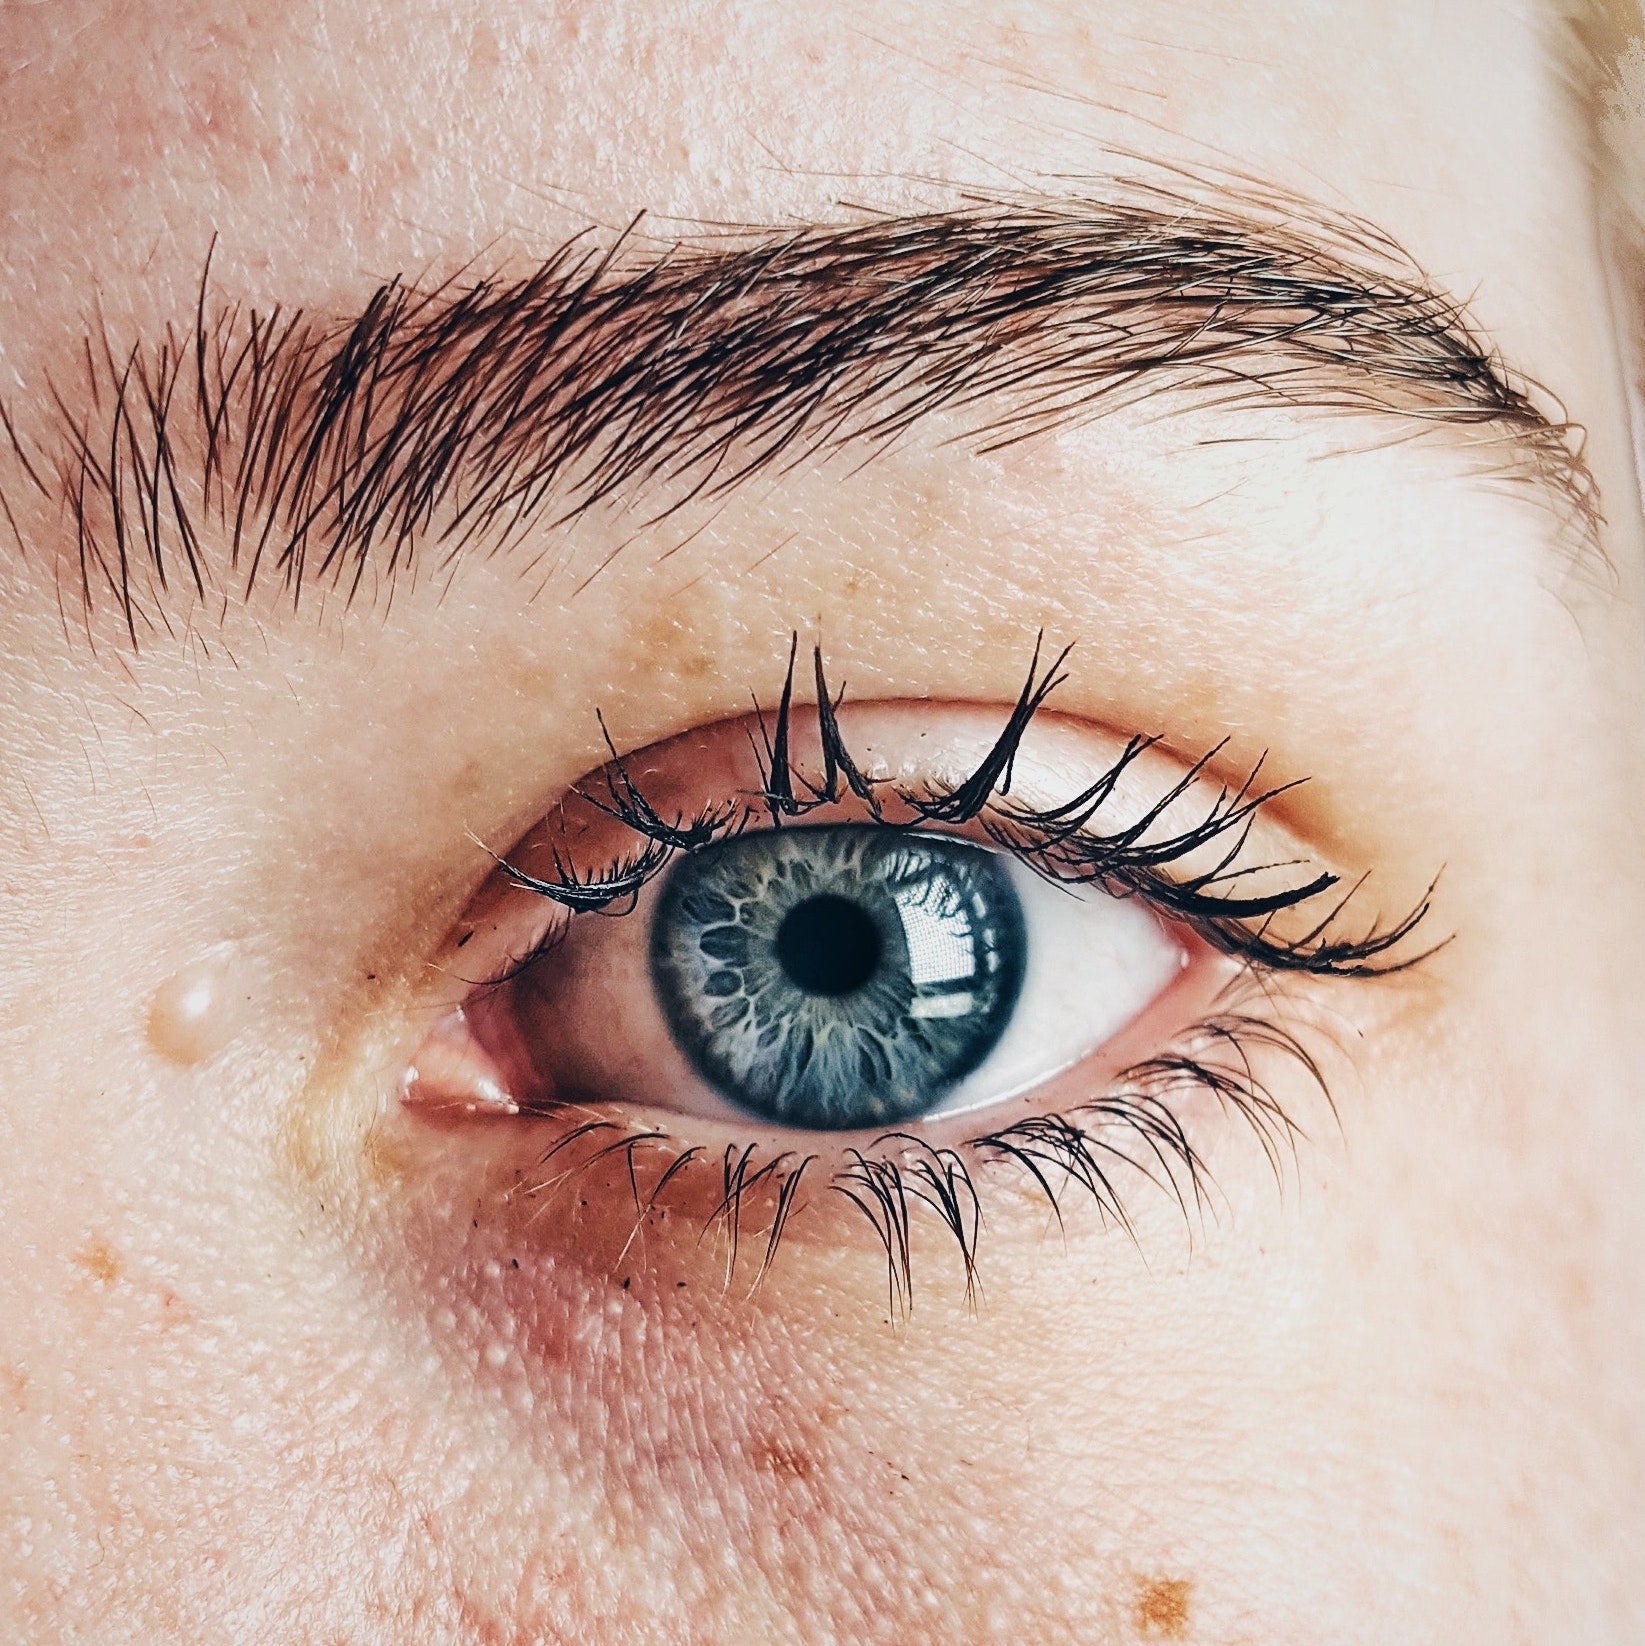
xmin=0 ymin=190 xmax=1600 ymax=645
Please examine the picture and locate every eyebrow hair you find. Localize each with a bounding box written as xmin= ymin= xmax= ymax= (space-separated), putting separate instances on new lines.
xmin=0 ymin=191 xmax=1598 ymax=644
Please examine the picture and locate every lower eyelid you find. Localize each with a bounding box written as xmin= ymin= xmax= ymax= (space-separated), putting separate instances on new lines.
xmin=387 ymin=957 xmax=1324 ymax=1325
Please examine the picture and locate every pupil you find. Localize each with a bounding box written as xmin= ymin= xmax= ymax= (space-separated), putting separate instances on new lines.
xmin=775 ymin=894 xmax=882 ymax=997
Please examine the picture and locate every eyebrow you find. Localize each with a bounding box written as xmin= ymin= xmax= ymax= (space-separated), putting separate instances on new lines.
xmin=0 ymin=191 xmax=1598 ymax=643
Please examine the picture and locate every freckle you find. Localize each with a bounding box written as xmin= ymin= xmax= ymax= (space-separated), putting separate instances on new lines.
xmin=751 ymin=1438 xmax=814 ymax=1481
xmin=74 ymin=1238 xmax=121 ymax=1285
xmin=1133 ymin=1577 xmax=1192 ymax=1639
xmin=146 ymin=944 xmax=248 ymax=1065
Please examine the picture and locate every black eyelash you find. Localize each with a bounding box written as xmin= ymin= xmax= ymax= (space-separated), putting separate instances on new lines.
xmin=493 ymin=633 xmax=1436 ymax=979
xmin=480 ymin=835 xmax=674 ymax=914
xmin=509 ymin=989 xmax=1329 ymax=1319
xmin=581 ymin=712 xmax=739 ymax=850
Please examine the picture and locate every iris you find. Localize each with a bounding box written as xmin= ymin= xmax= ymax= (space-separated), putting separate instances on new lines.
xmin=649 ymin=827 xmax=1027 ymax=1128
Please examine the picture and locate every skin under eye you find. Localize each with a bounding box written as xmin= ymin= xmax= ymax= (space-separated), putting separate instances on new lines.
xmin=453 ymin=822 xmax=1186 ymax=1133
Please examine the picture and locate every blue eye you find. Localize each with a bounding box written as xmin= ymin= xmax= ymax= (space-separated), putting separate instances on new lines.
xmin=648 ymin=827 xmax=1027 ymax=1129
xmin=433 ymin=753 xmax=1190 ymax=1135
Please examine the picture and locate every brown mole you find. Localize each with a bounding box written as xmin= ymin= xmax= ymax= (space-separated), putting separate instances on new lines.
xmin=749 ymin=1437 xmax=815 ymax=1482
xmin=1132 ymin=1576 xmax=1192 ymax=1640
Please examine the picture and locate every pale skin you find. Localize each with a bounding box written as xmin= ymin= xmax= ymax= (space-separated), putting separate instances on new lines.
xmin=1 ymin=2 xmax=1643 ymax=1642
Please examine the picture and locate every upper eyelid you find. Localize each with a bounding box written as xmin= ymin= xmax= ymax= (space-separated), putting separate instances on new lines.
xmin=481 ymin=641 xmax=1437 ymax=981
xmin=0 ymin=187 xmax=1596 ymax=649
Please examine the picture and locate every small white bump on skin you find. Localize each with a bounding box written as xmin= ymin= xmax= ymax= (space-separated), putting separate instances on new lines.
xmin=145 ymin=944 xmax=251 ymax=1066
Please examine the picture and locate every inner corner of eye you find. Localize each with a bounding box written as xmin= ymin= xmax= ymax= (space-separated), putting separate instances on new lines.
xmin=401 ymin=1001 xmax=525 ymax=1118
xmin=404 ymin=807 xmax=1193 ymax=1140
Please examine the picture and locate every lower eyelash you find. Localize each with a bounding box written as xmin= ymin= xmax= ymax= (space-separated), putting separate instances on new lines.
xmin=499 ymin=982 xmax=1329 ymax=1316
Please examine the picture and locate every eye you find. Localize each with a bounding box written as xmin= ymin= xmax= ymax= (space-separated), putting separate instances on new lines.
xmin=396 ymin=643 xmax=1430 ymax=1300
xmin=450 ymin=822 xmax=1184 ymax=1134
xmin=402 ymin=657 xmax=1332 ymax=1137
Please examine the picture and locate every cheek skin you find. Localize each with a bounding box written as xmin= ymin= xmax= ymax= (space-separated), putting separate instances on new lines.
xmin=303 ymin=981 xmax=1360 ymax=1646
xmin=359 ymin=1115 xmax=1178 ymax=1640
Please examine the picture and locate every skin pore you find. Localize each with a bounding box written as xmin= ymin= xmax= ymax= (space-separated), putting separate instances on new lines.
xmin=1 ymin=1 xmax=1644 ymax=1642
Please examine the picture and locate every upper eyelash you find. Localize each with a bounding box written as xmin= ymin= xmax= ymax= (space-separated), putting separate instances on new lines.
xmin=491 ymin=633 xmax=1437 ymax=978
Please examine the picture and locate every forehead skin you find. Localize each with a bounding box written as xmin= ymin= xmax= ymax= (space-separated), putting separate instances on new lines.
xmin=0 ymin=3 xmax=1643 ymax=1645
